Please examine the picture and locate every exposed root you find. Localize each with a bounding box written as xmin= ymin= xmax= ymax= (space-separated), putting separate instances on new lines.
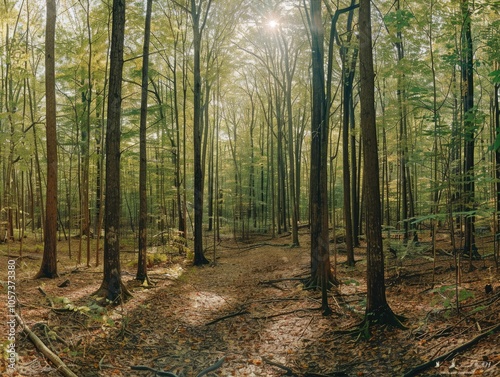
xmin=353 ymin=306 xmax=407 ymax=340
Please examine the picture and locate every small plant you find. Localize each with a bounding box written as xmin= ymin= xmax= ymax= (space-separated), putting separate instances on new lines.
xmin=430 ymin=285 xmax=475 ymax=311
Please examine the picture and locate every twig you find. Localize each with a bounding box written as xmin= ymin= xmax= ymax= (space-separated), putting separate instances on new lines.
xmin=38 ymin=286 xmax=54 ymax=308
xmin=14 ymin=313 xmax=78 ymax=377
xmin=205 ymin=309 xmax=249 ymax=325
xmin=403 ymin=323 xmax=500 ymax=377
xmin=262 ymin=357 xmax=295 ymax=375
xmin=130 ymin=365 xmax=178 ymax=376
xmin=252 ymin=307 xmax=320 ymax=320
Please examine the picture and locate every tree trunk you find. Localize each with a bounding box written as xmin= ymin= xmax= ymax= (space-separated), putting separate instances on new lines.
xmin=359 ymin=0 xmax=403 ymax=334
xmin=136 ymin=0 xmax=153 ymax=285
xmin=282 ymin=36 xmax=300 ymax=246
xmin=308 ymin=0 xmax=337 ymax=315
xmin=461 ymin=0 xmax=476 ymax=259
xmin=190 ymin=0 xmax=210 ymax=265
xmin=96 ymin=0 xmax=131 ymax=303
xmin=494 ymin=78 xmax=499 ymax=269
xmin=35 ymin=0 xmax=58 ymax=279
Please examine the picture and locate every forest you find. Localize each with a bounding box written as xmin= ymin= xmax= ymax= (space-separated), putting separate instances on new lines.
xmin=1 ymin=0 xmax=499 ymax=376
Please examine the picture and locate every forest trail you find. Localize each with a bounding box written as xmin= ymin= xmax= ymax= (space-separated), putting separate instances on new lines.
xmin=1 ymin=232 xmax=499 ymax=376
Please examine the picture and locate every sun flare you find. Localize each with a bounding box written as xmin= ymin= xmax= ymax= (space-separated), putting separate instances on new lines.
xmin=267 ymin=19 xmax=279 ymax=29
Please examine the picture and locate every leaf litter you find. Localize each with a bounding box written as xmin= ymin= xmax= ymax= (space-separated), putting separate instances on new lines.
xmin=0 ymin=232 xmax=499 ymax=376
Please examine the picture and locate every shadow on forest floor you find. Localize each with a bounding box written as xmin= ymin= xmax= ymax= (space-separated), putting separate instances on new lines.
xmin=0 ymin=231 xmax=499 ymax=376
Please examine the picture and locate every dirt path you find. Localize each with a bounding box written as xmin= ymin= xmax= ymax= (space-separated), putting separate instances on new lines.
xmin=1 ymin=233 xmax=499 ymax=376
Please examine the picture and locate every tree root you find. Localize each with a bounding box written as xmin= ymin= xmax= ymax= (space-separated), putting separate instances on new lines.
xmin=350 ymin=306 xmax=407 ymax=340
xmin=302 ymin=274 xmax=340 ymax=291
xmin=403 ymin=323 xmax=500 ymax=377
xmin=14 ymin=313 xmax=78 ymax=377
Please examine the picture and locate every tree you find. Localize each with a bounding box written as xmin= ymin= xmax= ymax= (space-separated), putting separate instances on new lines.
xmin=35 ymin=0 xmax=58 ymax=279
xmin=95 ymin=0 xmax=131 ymax=303
xmin=307 ymin=0 xmax=337 ymax=315
xmin=461 ymin=0 xmax=476 ymax=259
xmin=332 ymin=1 xmax=359 ymax=266
xmin=136 ymin=0 xmax=153 ymax=285
xmin=358 ymin=0 xmax=404 ymax=335
xmin=189 ymin=0 xmax=211 ymax=265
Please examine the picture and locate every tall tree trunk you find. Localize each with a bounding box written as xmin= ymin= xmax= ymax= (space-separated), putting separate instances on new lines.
xmin=282 ymin=36 xmax=300 ymax=246
xmin=393 ymin=0 xmax=415 ymax=244
xmin=341 ymin=43 xmax=357 ymax=266
xmin=494 ymin=75 xmax=500 ymax=269
xmin=96 ymin=0 xmax=131 ymax=303
xmin=307 ymin=0 xmax=337 ymax=315
xmin=95 ymin=10 xmax=110 ymax=266
xmin=136 ymin=0 xmax=153 ymax=284
xmin=461 ymin=0 xmax=476 ymax=259
xmin=190 ymin=0 xmax=210 ymax=265
xmin=359 ymin=0 xmax=403 ymax=334
xmin=35 ymin=0 xmax=58 ymax=279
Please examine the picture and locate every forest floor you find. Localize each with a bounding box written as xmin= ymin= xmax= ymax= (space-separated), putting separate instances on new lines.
xmin=0 ymin=230 xmax=499 ymax=377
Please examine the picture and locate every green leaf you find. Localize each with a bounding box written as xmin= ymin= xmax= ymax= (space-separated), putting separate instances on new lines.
xmin=384 ymin=10 xmax=415 ymax=32
xmin=489 ymin=69 xmax=500 ymax=84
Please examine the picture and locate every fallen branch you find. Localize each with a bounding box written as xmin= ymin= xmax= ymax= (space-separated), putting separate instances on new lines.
xmin=252 ymin=307 xmax=320 ymax=320
xmin=14 ymin=313 xmax=78 ymax=377
xmin=205 ymin=309 xmax=249 ymax=326
xmin=403 ymin=323 xmax=500 ymax=377
xmin=196 ymin=357 xmax=225 ymax=377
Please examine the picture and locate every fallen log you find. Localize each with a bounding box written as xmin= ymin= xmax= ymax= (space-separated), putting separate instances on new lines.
xmin=14 ymin=313 xmax=78 ymax=377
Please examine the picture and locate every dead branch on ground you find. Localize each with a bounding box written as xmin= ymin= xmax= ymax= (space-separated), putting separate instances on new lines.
xmin=205 ymin=308 xmax=249 ymax=325
xmin=403 ymin=323 xmax=500 ymax=377
xmin=15 ymin=313 xmax=78 ymax=377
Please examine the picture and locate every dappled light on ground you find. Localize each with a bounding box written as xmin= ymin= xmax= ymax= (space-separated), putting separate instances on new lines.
xmin=1 ymin=233 xmax=498 ymax=376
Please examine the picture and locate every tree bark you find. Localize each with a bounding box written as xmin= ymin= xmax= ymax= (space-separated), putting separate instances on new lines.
xmin=136 ymin=0 xmax=153 ymax=284
xmin=461 ymin=0 xmax=476 ymax=258
xmin=359 ymin=0 xmax=403 ymax=333
xmin=96 ymin=0 xmax=131 ymax=303
xmin=308 ymin=0 xmax=336 ymax=315
xmin=35 ymin=0 xmax=58 ymax=279
xmin=190 ymin=0 xmax=210 ymax=265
